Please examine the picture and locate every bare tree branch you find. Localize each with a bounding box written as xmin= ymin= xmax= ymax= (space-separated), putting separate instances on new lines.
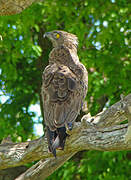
xmin=82 ymin=93 xmax=131 ymax=128
xmin=0 ymin=166 xmax=28 ymax=180
xmin=15 ymin=152 xmax=75 ymax=180
xmin=15 ymin=124 xmax=130 ymax=180
xmin=0 ymin=0 xmax=43 ymax=16
xmin=0 ymin=94 xmax=131 ymax=179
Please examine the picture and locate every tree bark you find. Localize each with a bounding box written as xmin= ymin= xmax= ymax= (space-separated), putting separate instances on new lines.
xmin=0 ymin=94 xmax=131 ymax=179
xmin=0 ymin=166 xmax=28 ymax=180
xmin=0 ymin=0 xmax=43 ymax=16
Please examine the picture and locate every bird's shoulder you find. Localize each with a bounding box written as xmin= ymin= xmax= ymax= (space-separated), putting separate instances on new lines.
xmin=41 ymin=63 xmax=86 ymax=130
xmin=42 ymin=63 xmax=78 ymax=92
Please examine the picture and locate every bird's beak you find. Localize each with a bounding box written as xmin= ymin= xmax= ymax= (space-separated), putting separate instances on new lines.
xmin=43 ymin=32 xmax=51 ymax=38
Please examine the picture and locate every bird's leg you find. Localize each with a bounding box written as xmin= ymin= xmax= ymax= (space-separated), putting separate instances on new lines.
xmin=46 ymin=126 xmax=56 ymax=157
xmin=65 ymin=122 xmax=73 ymax=132
xmin=67 ymin=122 xmax=73 ymax=130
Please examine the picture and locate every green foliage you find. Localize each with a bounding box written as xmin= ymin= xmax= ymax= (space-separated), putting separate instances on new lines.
xmin=0 ymin=0 xmax=130 ymax=179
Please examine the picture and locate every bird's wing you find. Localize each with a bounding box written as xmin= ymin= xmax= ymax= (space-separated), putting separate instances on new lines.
xmin=42 ymin=63 xmax=86 ymax=131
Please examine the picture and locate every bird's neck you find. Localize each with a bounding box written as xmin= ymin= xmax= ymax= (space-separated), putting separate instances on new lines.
xmin=49 ymin=45 xmax=79 ymax=67
xmin=63 ymin=41 xmax=78 ymax=51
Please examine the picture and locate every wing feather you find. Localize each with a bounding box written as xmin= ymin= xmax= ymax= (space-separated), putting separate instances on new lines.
xmin=42 ymin=63 xmax=86 ymax=131
xmin=42 ymin=47 xmax=88 ymax=131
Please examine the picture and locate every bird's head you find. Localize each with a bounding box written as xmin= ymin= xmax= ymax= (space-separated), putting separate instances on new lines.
xmin=44 ymin=30 xmax=78 ymax=49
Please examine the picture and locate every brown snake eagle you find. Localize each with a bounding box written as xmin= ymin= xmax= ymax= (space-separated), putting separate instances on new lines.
xmin=42 ymin=30 xmax=88 ymax=157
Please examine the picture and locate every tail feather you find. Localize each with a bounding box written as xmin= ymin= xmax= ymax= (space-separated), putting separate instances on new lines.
xmin=52 ymin=135 xmax=60 ymax=150
xmin=46 ymin=126 xmax=57 ymax=157
xmin=52 ymin=127 xmax=69 ymax=153
xmin=47 ymin=126 xmax=69 ymax=157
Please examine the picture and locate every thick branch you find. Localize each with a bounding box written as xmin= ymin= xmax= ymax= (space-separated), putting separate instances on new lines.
xmin=0 ymin=166 xmax=28 ymax=180
xmin=15 ymin=152 xmax=75 ymax=180
xmin=15 ymin=123 xmax=130 ymax=180
xmin=82 ymin=93 xmax=131 ymax=127
xmin=0 ymin=0 xmax=43 ymax=16
xmin=0 ymin=123 xmax=128 ymax=170
xmin=0 ymin=94 xmax=130 ymax=179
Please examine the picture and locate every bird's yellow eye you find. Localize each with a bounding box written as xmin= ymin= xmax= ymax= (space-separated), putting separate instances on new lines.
xmin=56 ymin=33 xmax=60 ymax=39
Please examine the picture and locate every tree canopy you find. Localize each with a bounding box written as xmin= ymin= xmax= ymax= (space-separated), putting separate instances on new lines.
xmin=0 ymin=0 xmax=131 ymax=179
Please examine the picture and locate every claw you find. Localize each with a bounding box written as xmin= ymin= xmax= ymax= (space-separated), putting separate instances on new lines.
xmin=65 ymin=122 xmax=73 ymax=135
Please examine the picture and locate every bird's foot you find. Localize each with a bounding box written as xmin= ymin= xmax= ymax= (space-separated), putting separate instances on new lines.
xmin=65 ymin=122 xmax=73 ymax=135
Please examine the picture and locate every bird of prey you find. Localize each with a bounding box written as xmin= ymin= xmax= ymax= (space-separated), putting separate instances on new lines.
xmin=42 ymin=30 xmax=88 ymax=157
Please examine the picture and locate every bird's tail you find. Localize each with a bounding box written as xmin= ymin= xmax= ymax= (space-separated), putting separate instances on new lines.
xmin=47 ymin=125 xmax=71 ymax=157
xmin=52 ymin=127 xmax=69 ymax=153
xmin=46 ymin=126 xmax=57 ymax=157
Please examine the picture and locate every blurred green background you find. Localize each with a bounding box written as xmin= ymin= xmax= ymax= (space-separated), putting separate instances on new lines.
xmin=0 ymin=0 xmax=131 ymax=179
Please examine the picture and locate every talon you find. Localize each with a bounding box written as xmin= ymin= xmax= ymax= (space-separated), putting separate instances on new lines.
xmin=65 ymin=122 xmax=73 ymax=135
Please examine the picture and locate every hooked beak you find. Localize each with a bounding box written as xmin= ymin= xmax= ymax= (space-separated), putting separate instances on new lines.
xmin=43 ymin=32 xmax=51 ymax=38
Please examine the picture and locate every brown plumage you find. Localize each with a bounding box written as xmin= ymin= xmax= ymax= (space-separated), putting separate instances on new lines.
xmin=42 ymin=30 xmax=88 ymax=157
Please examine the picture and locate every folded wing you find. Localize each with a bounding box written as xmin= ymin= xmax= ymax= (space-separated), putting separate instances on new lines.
xmin=42 ymin=64 xmax=85 ymax=131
